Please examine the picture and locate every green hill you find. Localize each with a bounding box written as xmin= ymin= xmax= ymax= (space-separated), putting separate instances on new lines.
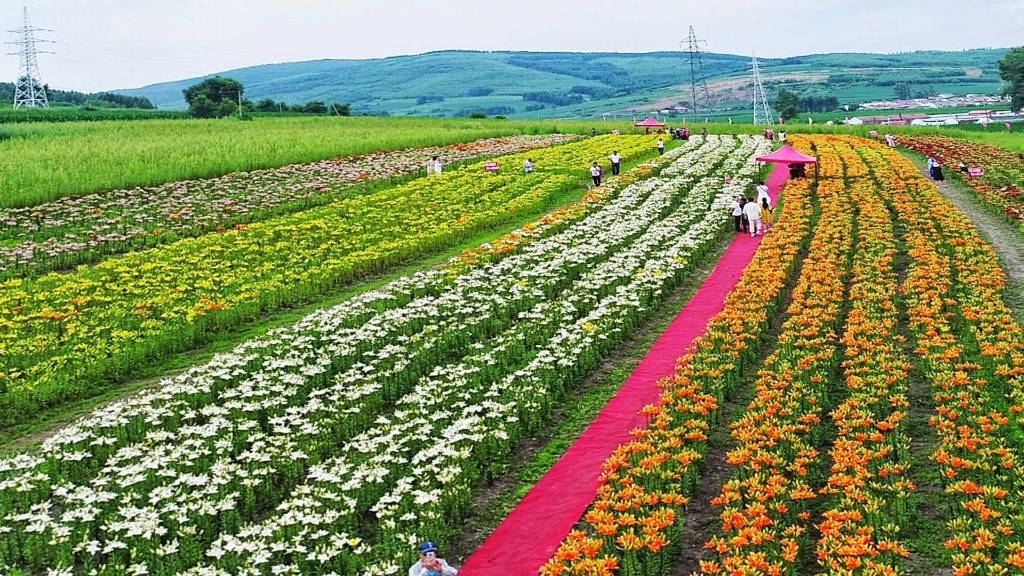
xmin=116 ymin=49 xmax=1009 ymax=118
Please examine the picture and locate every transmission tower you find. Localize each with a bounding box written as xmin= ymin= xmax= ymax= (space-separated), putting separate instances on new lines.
xmin=682 ymin=26 xmax=712 ymax=122
xmin=6 ymin=7 xmax=53 ymax=109
xmin=751 ymin=53 xmax=774 ymax=125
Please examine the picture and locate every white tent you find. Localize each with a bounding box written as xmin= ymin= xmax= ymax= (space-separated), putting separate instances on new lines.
xmin=845 ymin=117 xmax=865 ymax=125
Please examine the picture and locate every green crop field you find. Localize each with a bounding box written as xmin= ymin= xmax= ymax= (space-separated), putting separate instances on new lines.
xmin=0 ymin=116 xmax=629 ymax=208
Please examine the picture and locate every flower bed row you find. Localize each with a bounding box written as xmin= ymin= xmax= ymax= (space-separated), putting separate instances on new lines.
xmin=700 ymin=168 xmax=853 ymax=576
xmin=0 ymin=136 xmax=772 ymax=575
xmin=541 ymin=151 xmax=822 ymax=576
xmin=900 ymin=135 xmax=1024 ymax=230
xmin=0 ymin=135 xmax=656 ymax=428
xmin=860 ymin=140 xmax=1024 ymax=576
xmin=0 ymin=135 xmax=578 ymax=277
xmin=815 ymin=174 xmax=913 ymax=575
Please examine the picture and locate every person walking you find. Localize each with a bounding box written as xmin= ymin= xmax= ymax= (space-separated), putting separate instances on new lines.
xmin=590 ymin=162 xmax=602 ymax=187
xmin=433 ymin=156 xmax=444 ymax=176
xmin=609 ymin=150 xmax=621 ymax=175
xmin=657 ymin=138 xmax=665 ymax=155
xmin=426 ymin=156 xmax=436 ymax=177
xmin=927 ymin=157 xmax=937 ymax=180
xmin=739 ymin=196 xmax=749 ymax=233
xmin=523 ymin=158 xmax=534 ymax=173
xmin=932 ymin=159 xmax=945 ymax=181
xmin=731 ymin=196 xmax=744 ymax=233
xmin=755 ymin=181 xmax=772 ymax=208
xmin=760 ymin=197 xmax=773 ymax=230
xmin=743 ymin=196 xmax=764 ymax=237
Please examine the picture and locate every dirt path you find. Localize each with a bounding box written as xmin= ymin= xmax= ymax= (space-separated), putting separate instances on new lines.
xmin=904 ymin=154 xmax=1024 ymax=323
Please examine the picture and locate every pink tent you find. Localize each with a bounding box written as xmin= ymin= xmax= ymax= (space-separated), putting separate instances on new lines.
xmin=634 ymin=117 xmax=667 ymax=133
xmin=755 ymin=145 xmax=817 ymax=164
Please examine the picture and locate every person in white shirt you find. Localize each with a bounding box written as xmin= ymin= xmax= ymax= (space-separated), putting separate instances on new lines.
xmin=425 ymin=157 xmax=436 ymax=177
xmin=590 ymin=162 xmax=602 ymax=187
xmin=755 ymin=182 xmax=772 ymax=209
xmin=743 ymin=196 xmax=764 ymax=237
xmin=730 ymin=196 xmax=744 ymax=233
xmin=778 ymin=131 xmax=787 ymax=143
xmin=657 ymin=139 xmax=665 ymax=155
xmin=409 ymin=542 xmax=458 ymax=576
xmin=433 ymin=157 xmax=444 ymax=175
xmin=524 ymin=159 xmax=534 ymax=173
xmin=609 ymin=150 xmax=621 ymax=175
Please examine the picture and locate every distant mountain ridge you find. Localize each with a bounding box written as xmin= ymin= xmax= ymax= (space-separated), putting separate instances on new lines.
xmin=115 ymin=48 xmax=1009 ymax=118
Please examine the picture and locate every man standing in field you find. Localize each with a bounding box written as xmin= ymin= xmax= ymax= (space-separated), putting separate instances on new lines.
xmin=590 ymin=162 xmax=602 ymax=187
xmin=609 ymin=150 xmax=621 ymax=175
xmin=657 ymin=138 xmax=665 ymax=155
xmin=743 ymin=196 xmax=764 ymax=237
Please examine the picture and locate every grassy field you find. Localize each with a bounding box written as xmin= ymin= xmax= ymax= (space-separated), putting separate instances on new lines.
xmin=1 ymin=115 xmax=1020 ymax=210
xmin=0 ymin=116 xmax=629 ymax=208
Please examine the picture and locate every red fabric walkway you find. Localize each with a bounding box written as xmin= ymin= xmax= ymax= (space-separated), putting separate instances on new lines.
xmin=460 ymin=165 xmax=789 ymax=575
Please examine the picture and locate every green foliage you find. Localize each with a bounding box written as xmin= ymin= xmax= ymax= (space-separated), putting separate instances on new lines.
xmin=118 ymin=49 xmax=1009 ymax=119
xmin=999 ymin=46 xmax=1024 ymax=112
xmin=775 ymin=88 xmax=801 ymax=121
xmin=0 ymin=107 xmax=184 ymax=123
xmin=0 ymin=82 xmax=154 ymax=109
xmin=183 ymin=76 xmax=244 ymax=118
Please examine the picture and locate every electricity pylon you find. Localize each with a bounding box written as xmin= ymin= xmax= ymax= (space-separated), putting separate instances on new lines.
xmin=6 ymin=7 xmax=53 ymax=109
xmin=751 ymin=53 xmax=774 ymax=125
xmin=682 ymin=26 xmax=712 ymax=122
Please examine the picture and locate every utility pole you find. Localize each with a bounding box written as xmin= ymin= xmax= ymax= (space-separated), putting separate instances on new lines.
xmin=681 ymin=26 xmax=712 ymax=123
xmin=6 ymin=7 xmax=53 ymax=109
xmin=238 ymin=88 xmax=243 ymax=119
xmin=751 ymin=53 xmax=774 ymax=125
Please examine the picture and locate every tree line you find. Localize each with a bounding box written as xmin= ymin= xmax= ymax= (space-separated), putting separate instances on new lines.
xmin=184 ymin=77 xmax=350 ymax=118
xmin=0 ymin=81 xmax=155 ymax=109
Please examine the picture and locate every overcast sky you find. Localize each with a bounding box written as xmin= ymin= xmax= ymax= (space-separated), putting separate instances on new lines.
xmin=1 ymin=0 xmax=1021 ymax=93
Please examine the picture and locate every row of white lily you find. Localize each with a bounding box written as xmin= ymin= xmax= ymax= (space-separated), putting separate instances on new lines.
xmin=0 ymin=135 xmax=769 ymax=576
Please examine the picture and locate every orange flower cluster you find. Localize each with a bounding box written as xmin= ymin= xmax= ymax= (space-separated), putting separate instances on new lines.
xmin=815 ymin=169 xmax=914 ymax=575
xmin=541 ymin=173 xmax=816 ymax=576
xmin=701 ymin=151 xmax=853 ymax=576
xmin=858 ymin=139 xmax=1024 ymax=576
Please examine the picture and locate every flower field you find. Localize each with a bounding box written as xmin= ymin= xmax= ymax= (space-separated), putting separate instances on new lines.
xmin=900 ymin=135 xmax=1024 ymax=229
xmin=0 ymin=134 xmax=656 ymax=428
xmin=542 ymin=134 xmax=1024 ymax=576
xmin=0 ymin=135 xmax=772 ymax=575
xmin=0 ymin=135 xmax=576 ymax=277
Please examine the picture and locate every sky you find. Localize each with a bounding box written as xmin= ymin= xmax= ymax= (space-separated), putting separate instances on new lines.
xmin=0 ymin=0 xmax=1021 ymax=93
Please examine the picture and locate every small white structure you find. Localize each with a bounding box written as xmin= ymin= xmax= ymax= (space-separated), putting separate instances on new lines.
xmin=844 ymin=117 xmax=865 ymax=125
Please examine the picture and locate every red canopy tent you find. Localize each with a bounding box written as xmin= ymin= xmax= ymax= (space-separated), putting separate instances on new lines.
xmin=755 ymin=145 xmax=817 ymax=165
xmin=756 ymin=145 xmax=816 ymax=179
xmin=634 ymin=117 xmax=667 ymax=133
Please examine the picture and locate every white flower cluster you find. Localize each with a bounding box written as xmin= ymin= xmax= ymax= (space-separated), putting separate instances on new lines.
xmin=0 ymin=136 xmax=769 ymax=576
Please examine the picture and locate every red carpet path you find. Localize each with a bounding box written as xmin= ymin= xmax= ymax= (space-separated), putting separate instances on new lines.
xmin=460 ymin=165 xmax=789 ymax=575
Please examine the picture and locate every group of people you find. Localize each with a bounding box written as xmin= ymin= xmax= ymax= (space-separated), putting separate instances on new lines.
xmin=730 ymin=180 xmax=774 ymax=238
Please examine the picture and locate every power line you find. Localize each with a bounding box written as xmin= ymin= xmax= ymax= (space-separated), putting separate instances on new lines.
xmin=5 ymin=7 xmax=53 ymax=108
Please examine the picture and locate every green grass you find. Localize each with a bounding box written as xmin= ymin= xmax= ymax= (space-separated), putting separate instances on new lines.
xmin=0 ymin=116 xmax=631 ymax=209
xmin=0 ymin=106 xmax=185 ymax=124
